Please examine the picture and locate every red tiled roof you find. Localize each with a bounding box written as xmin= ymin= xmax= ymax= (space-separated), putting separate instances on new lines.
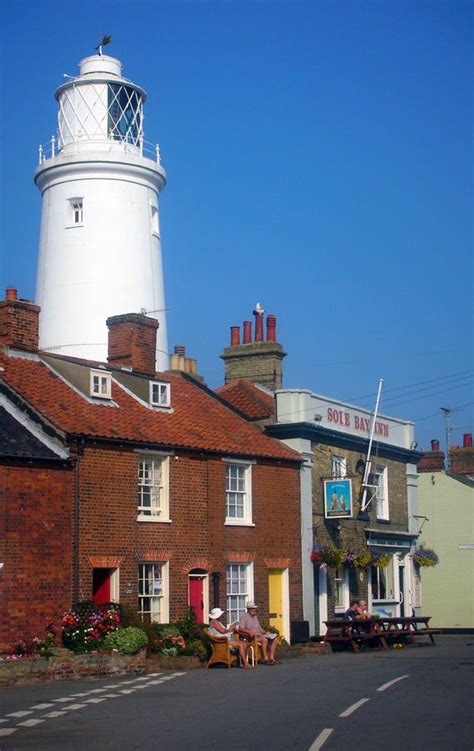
xmin=0 ymin=353 xmax=300 ymax=463
xmin=215 ymin=380 xmax=275 ymax=421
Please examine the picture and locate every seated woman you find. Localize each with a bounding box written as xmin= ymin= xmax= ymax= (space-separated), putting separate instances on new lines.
xmin=208 ymin=607 xmax=254 ymax=669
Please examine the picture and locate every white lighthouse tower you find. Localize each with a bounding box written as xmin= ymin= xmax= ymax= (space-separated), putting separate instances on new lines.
xmin=34 ymin=50 xmax=168 ymax=369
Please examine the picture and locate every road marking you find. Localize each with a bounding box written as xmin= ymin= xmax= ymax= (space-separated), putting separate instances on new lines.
xmin=30 ymin=703 xmax=54 ymax=710
xmin=6 ymin=711 xmax=33 ymax=718
xmin=146 ymin=679 xmax=165 ymax=685
xmin=54 ymin=697 xmax=76 ymax=703
xmin=339 ymin=698 xmax=370 ymax=717
xmin=147 ymin=672 xmax=162 ymax=677
xmin=42 ymin=711 xmax=67 ymax=718
xmin=66 ymin=704 xmax=87 ymax=710
xmin=88 ymin=688 xmax=107 ymax=693
xmin=308 ymin=728 xmax=333 ymax=750
xmin=0 ymin=728 xmax=17 ymax=736
xmin=84 ymin=697 xmax=107 ymax=704
xmin=377 ymin=674 xmax=409 ymax=692
xmin=17 ymin=719 xmax=45 ymax=727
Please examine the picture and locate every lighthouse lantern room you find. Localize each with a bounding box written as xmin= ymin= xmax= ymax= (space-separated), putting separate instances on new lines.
xmin=34 ymin=51 xmax=168 ymax=370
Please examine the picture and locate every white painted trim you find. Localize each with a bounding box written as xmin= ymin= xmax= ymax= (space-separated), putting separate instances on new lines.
xmin=110 ymin=568 xmax=120 ymax=603
xmin=281 ymin=567 xmax=290 ymax=643
xmin=0 ymin=393 xmax=69 ymax=459
xmin=318 ymin=565 xmax=328 ymax=636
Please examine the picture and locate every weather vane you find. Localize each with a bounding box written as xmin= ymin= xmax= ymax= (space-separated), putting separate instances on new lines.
xmin=95 ymin=35 xmax=112 ymax=56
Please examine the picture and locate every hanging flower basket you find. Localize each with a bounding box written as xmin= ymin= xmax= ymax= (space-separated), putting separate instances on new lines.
xmin=413 ymin=547 xmax=439 ymax=567
xmin=353 ymin=548 xmax=372 ymax=568
xmin=342 ymin=548 xmax=357 ymax=566
xmin=310 ymin=544 xmax=344 ymax=568
xmin=369 ymin=547 xmax=393 ymax=568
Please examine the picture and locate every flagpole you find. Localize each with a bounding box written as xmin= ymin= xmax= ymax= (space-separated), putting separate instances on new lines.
xmin=360 ymin=378 xmax=384 ymax=512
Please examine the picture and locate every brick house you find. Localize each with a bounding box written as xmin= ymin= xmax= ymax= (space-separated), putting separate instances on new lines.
xmin=0 ymin=290 xmax=303 ymax=648
xmin=218 ymin=307 xmax=422 ymax=637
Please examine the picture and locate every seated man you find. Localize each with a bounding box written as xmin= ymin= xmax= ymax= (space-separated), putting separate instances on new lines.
xmin=344 ymin=599 xmax=361 ymax=621
xmin=238 ymin=601 xmax=278 ymax=665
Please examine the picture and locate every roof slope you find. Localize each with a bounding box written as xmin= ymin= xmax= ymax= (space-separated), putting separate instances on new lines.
xmin=0 ymin=406 xmax=60 ymax=460
xmin=0 ymin=354 xmax=299 ymax=463
xmin=215 ymin=380 xmax=275 ymax=421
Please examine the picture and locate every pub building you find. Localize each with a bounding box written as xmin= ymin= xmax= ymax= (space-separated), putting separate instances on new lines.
xmin=218 ymin=306 xmax=422 ymax=639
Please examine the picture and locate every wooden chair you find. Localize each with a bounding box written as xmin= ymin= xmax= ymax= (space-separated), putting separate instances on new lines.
xmin=204 ymin=628 xmax=239 ymax=669
xmin=236 ymin=629 xmax=261 ymax=665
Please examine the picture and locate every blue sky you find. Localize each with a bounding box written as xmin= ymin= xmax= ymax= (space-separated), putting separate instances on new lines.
xmin=1 ymin=0 xmax=472 ymax=452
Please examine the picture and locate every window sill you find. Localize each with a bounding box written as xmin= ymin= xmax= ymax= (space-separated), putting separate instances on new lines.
xmin=376 ymin=518 xmax=391 ymax=524
xmin=65 ymin=224 xmax=84 ymax=229
xmin=137 ymin=516 xmax=172 ymax=523
xmin=224 ymin=521 xmax=255 ymax=527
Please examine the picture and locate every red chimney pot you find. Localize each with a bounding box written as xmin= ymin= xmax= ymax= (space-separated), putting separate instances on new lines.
xmin=266 ymin=314 xmax=276 ymax=342
xmin=6 ymin=286 xmax=17 ymax=301
xmin=230 ymin=326 xmax=240 ymax=346
xmin=431 ymin=439 xmax=440 ymax=452
xmin=463 ymin=433 xmax=472 ymax=448
xmin=243 ymin=321 xmax=252 ymax=344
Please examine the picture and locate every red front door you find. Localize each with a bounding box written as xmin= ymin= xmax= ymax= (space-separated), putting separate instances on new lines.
xmin=93 ymin=568 xmax=111 ymax=606
xmin=189 ymin=576 xmax=205 ymax=622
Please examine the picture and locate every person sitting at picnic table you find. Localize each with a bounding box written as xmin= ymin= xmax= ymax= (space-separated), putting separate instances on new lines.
xmin=344 ymin=600 xmax=362 ymax=620
xmin=238 ymin=601 xmax=279 ymax=665
xmin=356 ymin=600 xmax=372 ymax=619
xmin=208 ymin=607 xmax=254 ymax=669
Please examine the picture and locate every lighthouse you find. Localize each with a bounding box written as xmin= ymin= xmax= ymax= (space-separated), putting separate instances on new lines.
xmin=34 ymin=50 xmax=168 ymax=370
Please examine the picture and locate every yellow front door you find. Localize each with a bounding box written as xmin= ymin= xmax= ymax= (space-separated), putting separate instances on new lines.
xmin=268 ymin=569 xmax=284 ymax=636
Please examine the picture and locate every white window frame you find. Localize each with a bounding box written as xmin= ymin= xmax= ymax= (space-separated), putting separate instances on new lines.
xmin=370 ymin=556 xmax=396 ymax=602
xmin=90 ymin=369 xmax=112 ymax=399
xmin=138 ymin=561 xmax=169 ymax=623
xmin=331 ymin=455 xmax=347 ymax=479
xmin=149 ymin=381 xmax=171 ymax=408
xmin=374 ymin=465 xmax=389 ymax=520
xmin=226 ymin=562 xmax=254 ymax=624
xmin=333 ymin=565 xmax=349 ymax=613
xmin=67 ymin=197 xmax=83 ymax=226
xmin=137 ymin=455 xmax=170 ymax=522
xmin=224 ymin=459 xmax=254 ymax=526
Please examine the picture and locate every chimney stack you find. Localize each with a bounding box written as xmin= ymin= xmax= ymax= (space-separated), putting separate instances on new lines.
xmin=220 ymin=305 xmax=286 ymax=392
xmin=106 ymin=313 xmax=158 ymax=374
xmin=417 ymin=438 xmax=445 ymax=473
xmin=170 ymin=344 xmax=199 ymax=376
xmin=0 ymin=287 xmax=40 ymax=352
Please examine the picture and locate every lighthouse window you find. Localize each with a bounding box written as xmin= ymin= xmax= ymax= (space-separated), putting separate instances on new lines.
xmin=72 ymin=201 xmax=83 ymax=224
xmin=108 ymin=84 xmax=142 ymax=145
xmin=151 ymin=205 xmax=159 ymax=236
xmin=67 ymin=198 xmax=83 ymax=227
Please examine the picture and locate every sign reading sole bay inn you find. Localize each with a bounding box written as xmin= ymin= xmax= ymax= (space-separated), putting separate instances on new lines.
xmin=276 ymin=390 xmax=416 ymax=451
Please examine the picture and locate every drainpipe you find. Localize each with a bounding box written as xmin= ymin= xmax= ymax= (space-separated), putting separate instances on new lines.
xmin=211 ymin=572 xmax=221 ymax=609
xmin=72 ymin=440 xmax=84 ymax=604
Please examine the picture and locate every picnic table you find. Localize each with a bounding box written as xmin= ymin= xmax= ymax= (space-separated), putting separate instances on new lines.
xmin=323 ymin=616 xmax=441 ymax=652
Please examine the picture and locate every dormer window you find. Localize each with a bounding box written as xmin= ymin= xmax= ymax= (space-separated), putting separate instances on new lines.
xmin=90 ymin=369 xmax=112 ymax=399
xmin=150 ymin=381 xmax=170 ymax=407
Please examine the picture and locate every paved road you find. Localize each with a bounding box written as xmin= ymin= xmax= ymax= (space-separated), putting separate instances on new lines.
xmin=0 ymin=636 xmax=472 ymax=750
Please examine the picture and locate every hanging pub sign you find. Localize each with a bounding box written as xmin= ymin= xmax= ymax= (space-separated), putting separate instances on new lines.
xmin=324 ymin=479 xmax=353 ymax=519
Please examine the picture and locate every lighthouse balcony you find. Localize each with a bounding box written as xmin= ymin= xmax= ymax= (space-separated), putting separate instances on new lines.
xmin=38 ymin=135 xmax=162 ymax=166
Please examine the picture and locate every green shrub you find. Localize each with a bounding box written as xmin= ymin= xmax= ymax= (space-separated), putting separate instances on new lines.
xmin=104 ymin=627 xmax=148 ymax=655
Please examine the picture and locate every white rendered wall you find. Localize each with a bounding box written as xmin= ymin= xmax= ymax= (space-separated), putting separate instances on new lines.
xmin=35 ymin=153 xmax=168 ymax=370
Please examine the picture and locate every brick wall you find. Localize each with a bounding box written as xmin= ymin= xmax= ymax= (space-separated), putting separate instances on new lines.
xmin=76 ymin=445 xmax=303 ymax=626
xmin=220 ymin=342 xmax=286 ymax=391
xmin=0 ymin=464 xmax=73 ymax=651
xmin=311 ymin=443 xmax=410 ymax=615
